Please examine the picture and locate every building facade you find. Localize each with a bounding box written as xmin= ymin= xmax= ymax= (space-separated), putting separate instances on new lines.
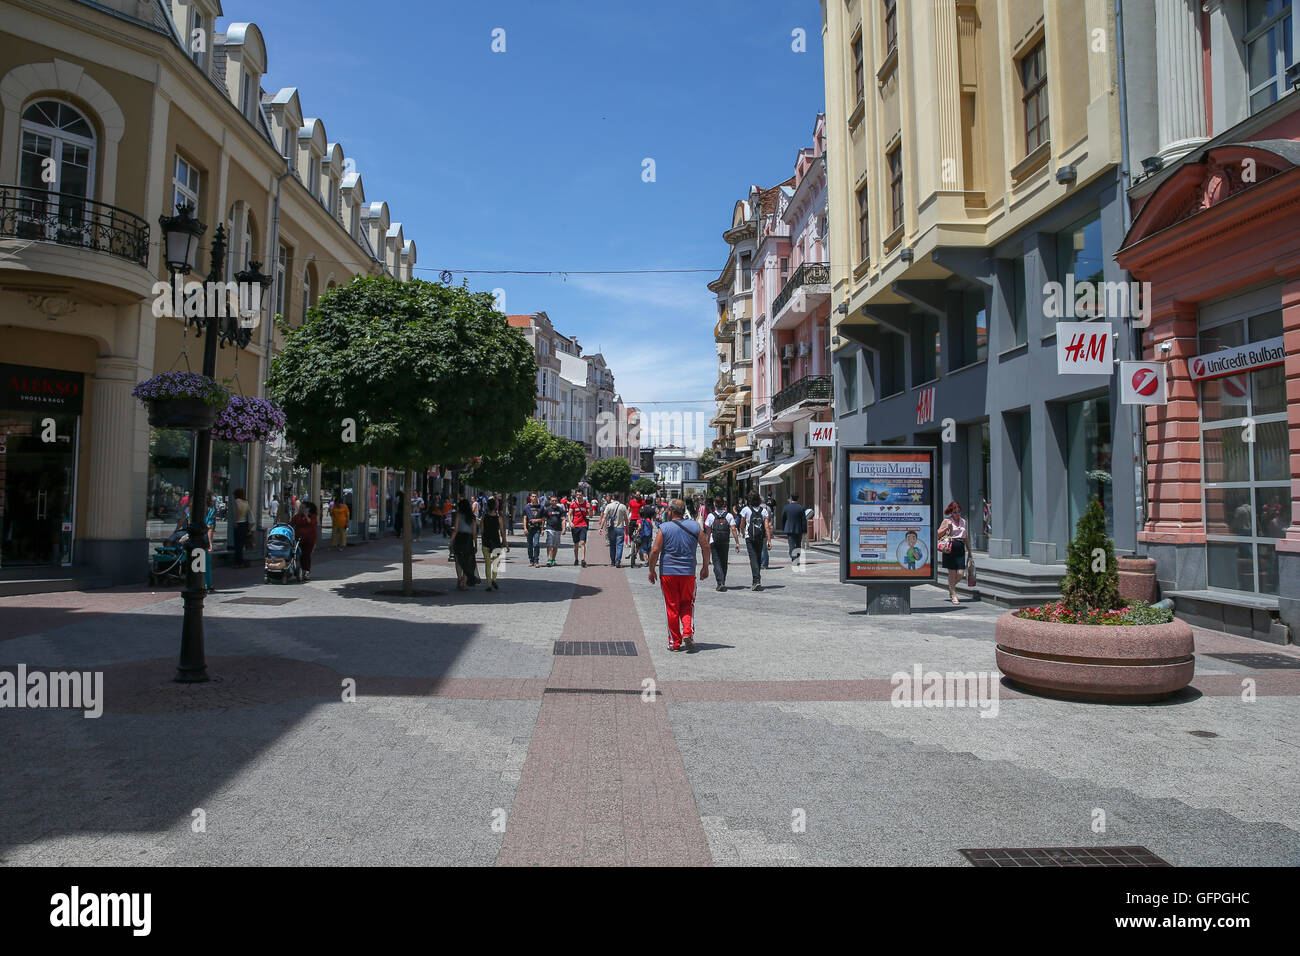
xmin=1117 ymin=0 xmax=1300 ymax=642
xmin=821 ymin=0 xmax=1147 ymax=598
xmin=0 ymin=0 xmax=419 ymax=584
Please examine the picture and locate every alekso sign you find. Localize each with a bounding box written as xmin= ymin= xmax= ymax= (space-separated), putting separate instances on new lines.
xmin=840 ymin=447 xmax=938 ymax=583
xmin=1187 ymin=336 xmax=1284 ymax=381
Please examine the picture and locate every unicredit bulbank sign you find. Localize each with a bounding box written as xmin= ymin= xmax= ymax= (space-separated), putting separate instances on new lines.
xmin=1188 ymin=337 xmax=1284 ymax=382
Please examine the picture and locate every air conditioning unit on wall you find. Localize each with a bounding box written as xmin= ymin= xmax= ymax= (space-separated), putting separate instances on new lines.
xmin=797 ymin=342 xmax=811 ymax=357
xmin=782 ymin=344 xmax=795 ymax=359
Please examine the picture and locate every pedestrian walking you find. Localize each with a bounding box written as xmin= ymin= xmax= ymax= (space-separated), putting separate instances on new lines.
xmin=481 ymin=497 xmax=509 ymax=590
xmin=542 ymin=495 xmax=567 ymax=567
xmin=568 ymin=491 xmax=592 ymax=567
xmin=635 ymin=501 xmax=656 ymax=567
xmin=232 ymin=488 xmax=251 ymax=567
xmin=523 ymin=492 xmax=544 ymax=567
xmin=739 ymin=492 xmax=773 ymax=590
xmin=330 ymin=492 xmax=350 ymax=551
xmin=290 ymin=501 xmax=319 ymax=583
xmin=626 ymin=492 xmax=644 ymax=568
xmin=781 ymin=492 xmax=808 ymax=564
xmin=411 ymin=490 xmax=425 ymax=541
xmin=452 ymin=497 xmax=480 ymax=589
xmin=393 ymin=490 xmax=405 ymax=538
xmin=506 ymin=495 xmax=516 ymax=537
xmin=704 ymin=496 xmax=740 ymax=591
xmin=647 ymin=498 xmax=710 ymax=653
xmin=598 ymin=493 xmax=629 ymax=567
xmin=937 ymin=500 xmax=969 ymax=605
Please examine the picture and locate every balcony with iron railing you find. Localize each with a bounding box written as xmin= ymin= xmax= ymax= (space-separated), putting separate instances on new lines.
xmin=0 ymin=185 xmax=150 ymax=267
xmin=772 ymin=374 xmax=832 ymax=417
xmin=771 ymin=262 xmax=830 ymax=329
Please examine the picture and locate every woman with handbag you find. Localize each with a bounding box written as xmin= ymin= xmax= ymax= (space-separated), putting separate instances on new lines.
xmin=452 ymin=497 xmax=480 ymax=590
xmin=937 ymin=500 xmax=968 ymax=606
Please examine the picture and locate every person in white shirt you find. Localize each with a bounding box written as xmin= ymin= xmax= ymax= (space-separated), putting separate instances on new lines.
xmin=739 ymin=492 xmax=773 ymax=591
xmin=703 ymin=496 xmax=740 ymax=591
xmin=597 ymin=494 xmax=630 ymax=567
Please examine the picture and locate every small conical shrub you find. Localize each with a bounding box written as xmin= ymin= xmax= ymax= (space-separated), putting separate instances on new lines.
xmin=1060 ymin=498 xmax=1120 ymax=612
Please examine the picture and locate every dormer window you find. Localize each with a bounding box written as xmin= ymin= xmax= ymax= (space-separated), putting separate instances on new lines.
xmin=307 ymin=156 xmax=318 ymax=197
xmin=191 ymin=9 xmax=207 ymax=70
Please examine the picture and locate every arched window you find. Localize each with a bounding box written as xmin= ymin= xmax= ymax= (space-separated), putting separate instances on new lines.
xmin=19 ymin=100 xmax=96 ymax=227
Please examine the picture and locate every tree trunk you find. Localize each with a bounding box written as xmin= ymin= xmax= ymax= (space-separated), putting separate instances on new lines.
xmin=402 ymin=467 xmax=414 ymax=596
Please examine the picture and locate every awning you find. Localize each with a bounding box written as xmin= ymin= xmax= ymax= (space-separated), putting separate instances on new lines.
xmin=703 ymin=458 xmax=746 ymax=480
xmin=758 ymin=453 xmax=811 ymax=486
xmin=736 ymin=463 xmax=769 ymax=480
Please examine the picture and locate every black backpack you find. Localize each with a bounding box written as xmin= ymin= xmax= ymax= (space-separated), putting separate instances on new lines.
xmin=746 ymin=506 xmax=767 ymax=544
xmin=710 ymin=510 xmax=731 ymax=544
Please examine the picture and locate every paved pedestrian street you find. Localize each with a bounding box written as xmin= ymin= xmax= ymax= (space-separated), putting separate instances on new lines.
xmin=2 ymin=533 xmax=1298 ymax=867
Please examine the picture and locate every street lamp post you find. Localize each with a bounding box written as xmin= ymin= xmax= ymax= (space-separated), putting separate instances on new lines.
xmin=158 ymin=203 xmax=270 ymax=683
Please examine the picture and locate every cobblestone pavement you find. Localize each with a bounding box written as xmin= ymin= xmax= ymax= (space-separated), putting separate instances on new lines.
xmin=1 ymin=533 xmax=1297 ymax=866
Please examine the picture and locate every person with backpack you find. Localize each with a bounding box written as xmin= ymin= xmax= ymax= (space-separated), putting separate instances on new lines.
xmin=647 ymin=498 xmax=710 ymax=653
xmin=635 ymin=501 xmax=656 ymax=566
xmin=739 ymin=492 xmax=773 ymax=591
xmin=703 ymin=496 xmax=740 ymax=591
xmin=597 ymin=493 xmax=630 ymax=567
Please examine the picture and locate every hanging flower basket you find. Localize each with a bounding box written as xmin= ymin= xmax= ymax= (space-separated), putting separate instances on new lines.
xmin=212 ymin=395 xmax=287 ymax=444
xmin=132 ymin=372 xmax=230 ymax=431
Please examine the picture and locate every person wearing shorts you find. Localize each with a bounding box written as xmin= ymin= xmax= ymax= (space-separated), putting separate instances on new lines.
xmin=543 ymin=497 xmax=567 ymax=567
xmin=568 ymin=492 xmax=591 ymax=567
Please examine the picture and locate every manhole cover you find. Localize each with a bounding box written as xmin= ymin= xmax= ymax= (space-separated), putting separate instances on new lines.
xmin=224 ymin=597 xmax=298 ymax=606
xmin=1205 ymin=652 xmax=1300 ymax=670
xmin=553 ymin=641 xmax=638 ymax=656
xmin=959 ymin=846 xmax=1170 ymax=867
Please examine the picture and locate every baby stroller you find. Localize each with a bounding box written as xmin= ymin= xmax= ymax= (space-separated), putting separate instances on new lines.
xmin=148 ymin=527 xmax=190 ymax=587
xmin=264 ymin=524 xmax=302 ymax=584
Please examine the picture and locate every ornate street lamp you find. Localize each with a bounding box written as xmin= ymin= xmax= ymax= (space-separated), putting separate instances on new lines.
xmin=157 ymin=203 xmax=271 ymax=682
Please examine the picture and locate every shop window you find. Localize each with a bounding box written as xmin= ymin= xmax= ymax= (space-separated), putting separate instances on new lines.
xmin=912 ymin=314 xmax=939 ymax=384
xmin=1199 ymin=306 xmax=1288 ymax=594
xmin=953 ymin=289 xmax=988 ymax=368
xmin=1013 ymin=412 xmax=1033 ymax=556
xmin=146 ymin=430 xmax=249 ymax=551
xmin=1066 ymin=396 xmax=1113 ymax=539
xmin=838 ymin=353 xmax=859 ymax=413
xmin=1056 ymin=211 xmax=1104 ymax=313
xmin=0 ymin=407 xmax=79 ymax=569
xmin=879 ymin=331 xmax=905 ymax=397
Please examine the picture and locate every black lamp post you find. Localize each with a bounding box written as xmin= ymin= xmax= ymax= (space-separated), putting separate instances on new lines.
xmin=158 ymin=202 xmax=270 ymax=682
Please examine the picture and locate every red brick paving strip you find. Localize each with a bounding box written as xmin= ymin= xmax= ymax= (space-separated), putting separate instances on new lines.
xmin=497 ymin=565 xmax=713 ymax=866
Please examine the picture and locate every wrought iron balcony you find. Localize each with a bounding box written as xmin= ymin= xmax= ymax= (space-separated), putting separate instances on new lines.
xmin=770 ymin=262 xmax=830 ymax=322
xmin=772 ymin=374 xmax=832 ymax=416
xmin=0 ymin=185 xmax=149 ymax=267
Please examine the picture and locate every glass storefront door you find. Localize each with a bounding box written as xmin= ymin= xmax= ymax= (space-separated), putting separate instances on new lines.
xmin=0 ymin=412 xmax=78 ymax=568
xmin=1066 ymin=395 xmax=1113 ymax=538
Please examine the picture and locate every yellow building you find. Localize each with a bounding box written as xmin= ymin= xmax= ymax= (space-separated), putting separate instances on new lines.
xmin=820 ymin=0 xmax=1144 ymax=591
xmin=0 ymin=0 xmax=417 ymax=585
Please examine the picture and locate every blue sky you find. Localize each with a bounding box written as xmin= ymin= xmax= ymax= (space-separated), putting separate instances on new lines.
xmin=230 ymin=1 xmax=826 ymax=450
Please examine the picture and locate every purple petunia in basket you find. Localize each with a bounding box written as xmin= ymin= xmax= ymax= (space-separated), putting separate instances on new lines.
xmin=211 ymin=394 xmax=287 ymax=443
xmin=132 ymin=371 xmax=230 ymax=407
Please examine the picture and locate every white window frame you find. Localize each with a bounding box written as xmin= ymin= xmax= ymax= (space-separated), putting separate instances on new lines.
xmin=1243 ymin=0 xmax=1295 ymax=114
xmin=20 ymin=99 xmax=97 ymax=204
xmin=173 ymin=154 xmax=200 ymax=215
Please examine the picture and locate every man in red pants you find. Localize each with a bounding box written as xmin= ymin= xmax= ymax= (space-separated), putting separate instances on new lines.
xmin=647 ymin=498 xmax=710 ymax=653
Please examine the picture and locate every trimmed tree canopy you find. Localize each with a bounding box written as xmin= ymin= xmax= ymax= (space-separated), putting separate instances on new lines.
xmin=587 ymin=456 xmax=632 ymax=494
xmin=267 ymin=276 xmax=536 ymax=472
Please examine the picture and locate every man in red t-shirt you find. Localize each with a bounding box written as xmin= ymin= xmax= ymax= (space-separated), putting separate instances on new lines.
xmin=567 ymin=492 xmax=592 ymax=567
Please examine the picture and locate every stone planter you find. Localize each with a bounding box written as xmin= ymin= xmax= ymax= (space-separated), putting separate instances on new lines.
xmin=146 ymin=397 xmax=220 ymax=431
xmin=994 ymin=611 xmax=1194 ymax=703
xmin=1118 ymin=555 xmax=1158 ymax=604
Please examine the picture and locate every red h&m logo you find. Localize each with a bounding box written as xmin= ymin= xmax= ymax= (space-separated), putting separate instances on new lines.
xmin=1064 ymin=331 xmax=1108 ymax=364
xmin=916 ymin=387 xmax=935 ymax=425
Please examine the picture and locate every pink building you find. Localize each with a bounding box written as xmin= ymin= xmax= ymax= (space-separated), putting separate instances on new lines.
xmin=750 ymin=115 xmax=834 ymax=540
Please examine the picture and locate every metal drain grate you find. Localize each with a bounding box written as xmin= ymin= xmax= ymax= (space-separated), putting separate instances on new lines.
xmin=959 ymin=846 xmax=1170 ymax=867
xmin=224 ymin=597 xmax=299 ymax=606
xmin=1205 ymin=652 xmax=1300 ymax=670
xmin=553 ymin=641 xmax=638 ymax=656
xmin=543 ymin=687 xmax=654 ymax=695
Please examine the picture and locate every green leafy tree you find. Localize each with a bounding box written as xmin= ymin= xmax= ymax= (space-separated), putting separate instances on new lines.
xmin=546 ymin=438 xmax=588 ymax=493
xmin=587 ymin=456 xmax=632 ymax=495
xmin=697 ymin=448 xmax=727 ymax=500
xmin=267 ymin=275 xmax=535 ymax=594
xmin=1060 ymin=498 xmax=1121 ymax=612
xmin=469 ymin=419 xmax=555 ymax=493
xmin=632 ymin=476 xmax=658 ymax=497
